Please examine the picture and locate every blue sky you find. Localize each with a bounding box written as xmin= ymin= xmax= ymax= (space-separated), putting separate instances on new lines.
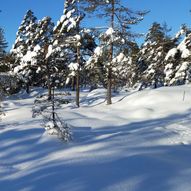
xmin=0 ymin=0 xmax=191 ymax=50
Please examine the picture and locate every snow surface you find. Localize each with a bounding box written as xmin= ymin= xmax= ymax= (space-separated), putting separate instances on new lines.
xmin=1 ymin=85 xmax=191 ymax=191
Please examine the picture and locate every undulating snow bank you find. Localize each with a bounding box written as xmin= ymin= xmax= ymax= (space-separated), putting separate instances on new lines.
xmin=1 ymin=85 xmax=191 ymax=191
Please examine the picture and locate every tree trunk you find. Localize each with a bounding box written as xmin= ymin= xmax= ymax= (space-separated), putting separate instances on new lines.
xmin=44 ymin=44 xmax=51 ymax=100
xmin=26 ymin=82 xmax=30 ymax=94
xmin=107 ymin=0 xmax=114 ymax=105
xmin=107 ymin=67 xmax=112 ymax=104
xmin=52 ymin=86 xmax=55 ymax=123
xmin=71 ymin=76 xmax=75 ymax=91
xmin=76 ymin=45 xmax=80 ymax=107
xmin=47 ymin=70 xmax=51 ymax=100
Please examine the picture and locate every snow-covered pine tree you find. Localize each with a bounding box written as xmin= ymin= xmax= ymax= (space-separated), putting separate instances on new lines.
xmin=11 ymin=10 xmax=37 ymax=63
xmin=53 ymin=0 xmax=95 ymax=107
xmin=86 ymin=38 xmax=139 ymax=92
xmin=32 ymin=16 xmax=54 ymax=99
xmin=165 ymin=26 xmax=191 ymax=85
xmin=138 ymin=22 xmax=175 ymax=89
xmin=80 ymin=0 xmax=148 ymax=104
xmin=0 ymin=27 xmax=8 ymax=72
xmin=85 ymin=44 xmax=107 ymax=90
xmin=164 ymin=48 xmax=181 ymax=86
xmin=0 ymin=27 xmax=8 ymax=117
xmin=0 ymin=27 xmax=7 ymax=60
xmin=53 ymin=0 xmax=85 ymax=107
xmin=11 ymin=10 xmax=38 ymax=93
xmin=164 ymin=25 xmax=190 ymax=85
xmin=114 ymin=41 xmax=140 ymax=89
xmin=77 ymin=29 xmax=97 ymax=89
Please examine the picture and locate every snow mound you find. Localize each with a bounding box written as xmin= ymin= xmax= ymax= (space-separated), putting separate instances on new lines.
xmin=1 ymin=85 xmax=191 ymax=191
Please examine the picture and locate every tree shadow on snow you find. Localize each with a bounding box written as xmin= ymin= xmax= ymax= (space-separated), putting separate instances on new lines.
xmin=1 ymin=110 xmax=191 ymax=191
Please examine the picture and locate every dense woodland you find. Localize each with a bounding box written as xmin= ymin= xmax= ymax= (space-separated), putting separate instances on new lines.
xmin=1 ymin=0 xmax=191 ymax=106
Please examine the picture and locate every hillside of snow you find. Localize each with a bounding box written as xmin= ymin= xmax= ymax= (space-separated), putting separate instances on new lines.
xmin=1 ymin=85 xmax=191 ymax=191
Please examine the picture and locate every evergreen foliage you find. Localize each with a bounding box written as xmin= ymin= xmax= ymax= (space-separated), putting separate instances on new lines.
xmin=0 ymin=28 xmax=7 ymax=59
xmin=9 ymin=2 xmax=191 ymax=108
xmin=11 ymin=10 xmax=38 ymax=93
xmin=164 ymin=27 xmax=191 ymax=85
xmin=137 ymin=22 xmax=175 ymax=89
xmin=52 ymin=0 xmax=95 ymax=107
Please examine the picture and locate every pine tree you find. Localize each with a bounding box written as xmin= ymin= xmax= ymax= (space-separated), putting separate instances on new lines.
xmin=11 ymin=10 xmax=37 ymax=60
xmin=0 ymin=27 xmax=8 ymax=72
xmin=85 ymin=44 xmax=107 ymax=90
xmin=53 ymin=0 xmax=95 ymax=107
xmin=138 ymin=22 xmax=175 ymax=89
xmin=0 ymin=28 xmax=7 ymax=59
xmin=11 ymin=10 xmax=38 ymax=93
xmin=0 ymin=27 xmax=8 ymax=117
xmin=33 ymin=16 xmax=54 ymax=99
xmin=164 ymin=25 xmax=190 ymax=85
xmin=115 ymin=41 xmax=140 ymax=89
xmin=165 ymin=27 xmax=191 ymax=85
xmin=80 ymin=0 xmax=148 ymax=104
xmin=53 ymin=0 xmax=85 ymax=107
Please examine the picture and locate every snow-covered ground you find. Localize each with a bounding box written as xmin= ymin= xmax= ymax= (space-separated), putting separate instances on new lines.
xmin=1 ymin=85 xmax=191 ymax=191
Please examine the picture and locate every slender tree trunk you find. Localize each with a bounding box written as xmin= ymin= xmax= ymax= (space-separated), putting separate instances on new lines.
xmin=71 ymin=76 xmax=75 ymax=91
xmin=76 ymin=45 xmax=80 ymax=107
xmin=47 ymin=69 xmax=51 ymax=100
xmin=107 ymin=67 xmax=112 ymax=104
xmin=26 ymin=82 xmax=30 ymax=94
xmin=46 ymin=61 xmax=51 ymax=100
xmin=44 ymin=45 xmax=51 ymax=100
xmin=0 ymin=89 xmax=3 ymax=115
xmin=52 ymin=85 xmax=55 ymax=123
xmin=75 ymin=13 xmax=81 ymax=108
xmin=107 ymin=0 xmax=114 ymax=105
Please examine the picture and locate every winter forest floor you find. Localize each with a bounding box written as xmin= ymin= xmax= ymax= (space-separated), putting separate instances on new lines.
xmin=1 ymin=85 xmax=191 ymax=191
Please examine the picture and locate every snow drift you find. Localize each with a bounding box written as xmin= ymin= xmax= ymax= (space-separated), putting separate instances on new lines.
xmin=1 ymin=85 xmax=191 ymax=191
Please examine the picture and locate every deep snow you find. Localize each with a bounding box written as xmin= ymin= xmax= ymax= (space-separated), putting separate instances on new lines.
xmin=1 ymin=85 xmax=191 ymax=191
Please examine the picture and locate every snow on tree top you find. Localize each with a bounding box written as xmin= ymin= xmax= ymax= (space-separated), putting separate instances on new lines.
xmin=177 ymin=37 xmax=191 ymax=58
xmin=22 ymin=50 xmax=37 ymax=63
xmin=34 ymin=44 xmax=41 ymax=52
xmin=46 ymin=45 xmax=53 ymax=59
xmin=181 ymin=49 xmax=191 ymax=58
xmin=68 ymin=62 xmax=79 ymax=71
xmin=113 ymin=52 xmax=127 ymax=64
xmin=66 ymin=9 xmax=75 ymax=19
xmin=94 ymin=46 xmax=103 ymax=57
xmin=105 ymin=27 xmax=114 ymax=36
xmin=177 ymin=61 xmax=189 ymax=73
xmin=165 ymin=48 xmax=178 ymax=60
xmin=175 ymin=28 xmax=186 ymax=39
